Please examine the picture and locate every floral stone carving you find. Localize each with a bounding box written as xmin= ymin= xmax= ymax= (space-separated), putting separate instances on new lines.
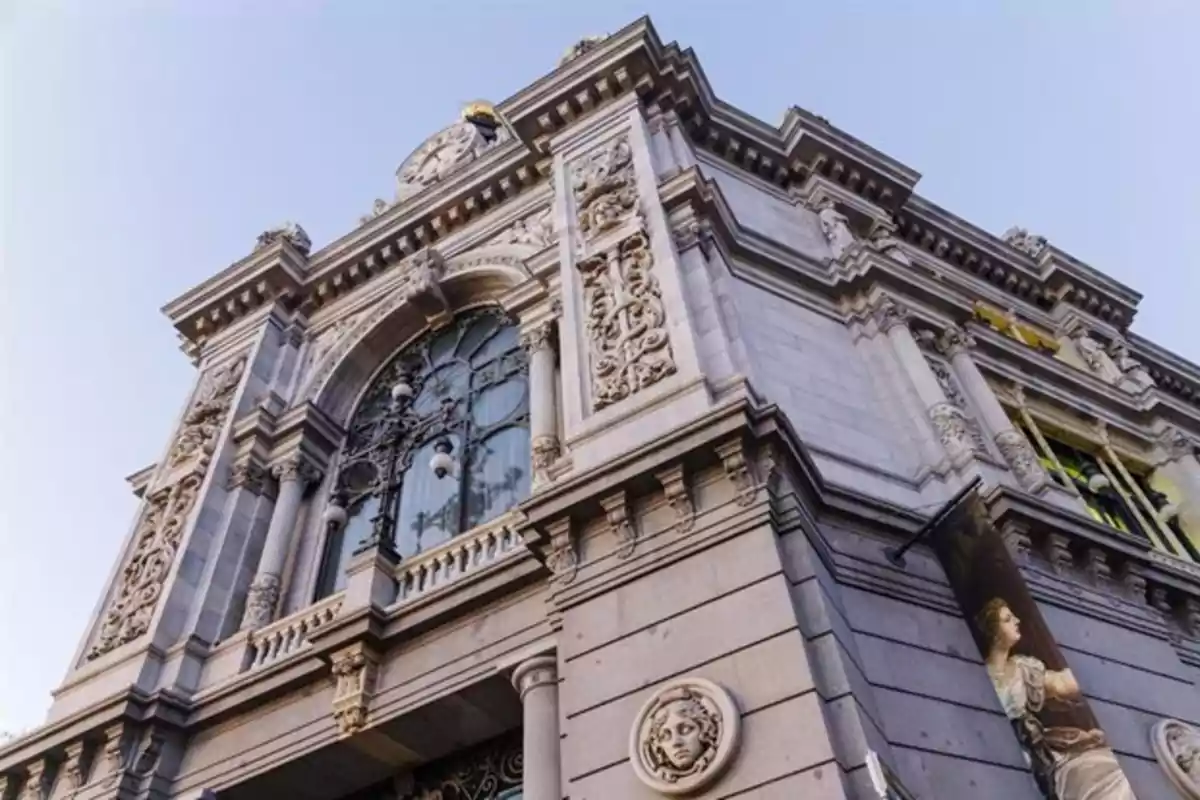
xmin=577 ymin=230 xmax=676 ymax=410
xmin=927 ymin=401 xmax=973 ymax=464
xmin=572 ymin=135 xmax=638 ymax=239
xmin=165 ymin=356 xmax=246 ymax=471
xmin=88 ymin=473 xmax=203 ymax=659
xmin=629 ymin=677 xmax=741 ymax=796
xmin=1152 ymin=719 xmax=1200 ymax=799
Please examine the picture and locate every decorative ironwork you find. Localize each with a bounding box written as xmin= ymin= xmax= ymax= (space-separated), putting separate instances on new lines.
xmin=317 ymin=310 xmax=530 ymax=596
xmin=345 ymin=731 xmax=522 ymax=800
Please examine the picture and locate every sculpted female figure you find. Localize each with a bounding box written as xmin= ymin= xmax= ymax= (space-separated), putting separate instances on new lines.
xmin=978 ymin=598 xmax=1134 ymax=800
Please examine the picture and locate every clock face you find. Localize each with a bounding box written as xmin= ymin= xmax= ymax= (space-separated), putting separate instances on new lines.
xmin=399 ymin=122 xmax=478 ymax=189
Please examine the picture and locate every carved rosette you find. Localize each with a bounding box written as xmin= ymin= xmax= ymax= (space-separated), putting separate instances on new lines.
xmin=927 ymin=402 xmax=973 ymax=464
xmin=994 ymin=429 xmax=1049 ymax=491
xmin=578 ymin=230 xmax=677 ymax=410
xmin=1152 ymin=719 xmax=1200 ymax=799
xmin=571 ymin=135 xmax=638 ymax=239
xmin=331 ymin=643 xmax=379 ymax=736
xmin=629 ymin=677 xmax=741 ymax=796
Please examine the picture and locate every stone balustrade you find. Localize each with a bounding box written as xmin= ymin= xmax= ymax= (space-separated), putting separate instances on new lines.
xmin=246 ymin=592 xmax=344 ymax=671
xmin=393 ymin=519 xmax=522 ymax=607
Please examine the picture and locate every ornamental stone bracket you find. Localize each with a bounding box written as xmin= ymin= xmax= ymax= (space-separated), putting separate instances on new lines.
xmin=521 ymin=516 xmax=579 ymax=585
xmin=715 ymin=438 xmax=758 ymax=507
xmin=330 ymin=642 xmax=381 ymax=737
xmin=1152 ymin=719 xmax=1200 ymax=799
xmin=628 ymin=677 xmax=742 ymax=796
xmin=396 ymin=248 xmax=451 ymax=322
xmin=655 ymin=464 xmax=695 ymax=534
xmin=600 ymin=489 xmax=637 ymax=558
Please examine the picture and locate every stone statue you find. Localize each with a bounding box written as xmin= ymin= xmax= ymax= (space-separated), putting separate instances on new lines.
xmin=1107 ymin=338 xmax=1156 ymax=393
xmin=1067 ymin=326 xmax=1122 ymax=383
xmin=629 ymin=677 xmax=740 ymax=795
xmin=255 ymin=222 xmax=312 ymax=255
xmin=814 ymin=197 xmax=856 ymax=260
xmin=868 ymin=224 xmax=911 ymax=264
xmin=558 ymin=35 xmax=608 ymax=67
xmin=1002 ymin=226 xmax=1049 ymax=259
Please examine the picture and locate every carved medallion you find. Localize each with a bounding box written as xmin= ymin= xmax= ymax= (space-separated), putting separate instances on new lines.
xmin=1152 ymin=719 xmax=1200 ymax=799
xmin=577 ymin=230 xmax=676 ymax=410
xmin=629 ymin=677 xmax=741 ymax=796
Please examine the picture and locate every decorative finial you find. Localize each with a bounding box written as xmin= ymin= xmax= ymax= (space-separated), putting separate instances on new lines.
xmin=255 ymin=222 xmax=312 ymax=256
xmin=1002 ymin=226 xmax=1048 ymax=259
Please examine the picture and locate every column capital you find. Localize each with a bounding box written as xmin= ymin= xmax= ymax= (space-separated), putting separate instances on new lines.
xmin=512 ymin=655 xmax=558 ymax=699
xmin=270 ymin=453 xmax=322 ymax=485
xmin=519 ymin=320 xmax=556 ymax=355
xmin=937 ymin=324 xmax=977 ymax=359
xmin=872 ymin=296 xmax=910 ymax=334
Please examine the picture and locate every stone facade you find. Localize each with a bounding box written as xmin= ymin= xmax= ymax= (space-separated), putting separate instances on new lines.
xmin=5 ymin=17 xmax=1200 ymax=800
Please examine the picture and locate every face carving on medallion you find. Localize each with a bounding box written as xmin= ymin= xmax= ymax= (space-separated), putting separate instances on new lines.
xmin=630 ymin=678 xmax=740 ymax=796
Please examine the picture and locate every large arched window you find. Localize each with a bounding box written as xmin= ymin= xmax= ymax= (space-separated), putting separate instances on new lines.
xmin=315 ymin=309 xmax=530 ymax=599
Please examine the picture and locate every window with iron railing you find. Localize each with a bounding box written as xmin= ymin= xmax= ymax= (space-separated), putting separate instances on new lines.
xmin=1012 ymin=412 xmax=1198 ymax=562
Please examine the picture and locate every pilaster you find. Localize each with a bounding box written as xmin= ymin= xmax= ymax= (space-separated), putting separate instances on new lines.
xmin=550 ymin=93 xmax=713 ymax=475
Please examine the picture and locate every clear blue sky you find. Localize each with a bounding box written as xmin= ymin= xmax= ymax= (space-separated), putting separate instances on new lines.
xmin=2 ymin=1 xmax=1197 ymax=734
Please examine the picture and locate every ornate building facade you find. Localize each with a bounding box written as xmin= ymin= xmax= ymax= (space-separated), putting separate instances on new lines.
xmin=6 ymin=17 xmax=1200 ymax=800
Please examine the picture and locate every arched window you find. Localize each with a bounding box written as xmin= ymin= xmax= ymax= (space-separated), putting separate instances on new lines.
xmin=315 ymin=309 xmax=530 ymax=599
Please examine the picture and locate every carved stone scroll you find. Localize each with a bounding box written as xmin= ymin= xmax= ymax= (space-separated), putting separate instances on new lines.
xmin=577 ymin=230 xmax=676 ymax=410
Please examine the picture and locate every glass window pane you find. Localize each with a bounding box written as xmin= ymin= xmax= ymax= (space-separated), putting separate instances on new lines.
xmin=316 ymin=494 xmax=378 ymax=598
xmin=465 ymin=426 xmax=530 ymax=530
xmin=458 ymin=313 xmax=500 ymax=359
xmin=396 ymin=434 xmax=463 ymax=557
xmin=471 ymin=322 xmax=518 ymax=367
xmin=472 ymin=376 xmax=527 ymax=429
xmin=412 ymin=362 xmax=469 ymax=414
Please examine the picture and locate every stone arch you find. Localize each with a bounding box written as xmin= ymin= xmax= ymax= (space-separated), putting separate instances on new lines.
xmin=305 ymin=245 xmax=541 ymax=426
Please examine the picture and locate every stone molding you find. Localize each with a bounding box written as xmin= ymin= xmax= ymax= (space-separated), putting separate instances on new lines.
xmin=628 ymin=676 xmax=741 ymax=796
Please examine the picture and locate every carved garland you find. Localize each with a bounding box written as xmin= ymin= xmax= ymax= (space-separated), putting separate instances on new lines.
xmin=88 ymin=356 xmax=246 ymax=660
xmin=577 ymin=230 xmax=676 ymax=410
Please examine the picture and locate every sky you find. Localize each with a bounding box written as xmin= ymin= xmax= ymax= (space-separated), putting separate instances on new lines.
xmin=1 ymin=0 xmax=1198 ymax=734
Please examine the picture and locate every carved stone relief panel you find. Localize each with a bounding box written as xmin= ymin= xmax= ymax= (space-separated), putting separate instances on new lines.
xmin=571 ymin=134 xmax=638 ymax=241
xmin=1151 ymin=719 xmax=1200 ymax=798
xmin=629 ymin=677 xmax=741 ymax=795
xmin=925 ymin=355 xmax=988 ymax=455
xmin=577 ymin=229 xmax=676 ymax=410
xmin=88 ymin=355 xmax=247 ymax=661
xmin=488 ymin=206 xmax=556 ymax=250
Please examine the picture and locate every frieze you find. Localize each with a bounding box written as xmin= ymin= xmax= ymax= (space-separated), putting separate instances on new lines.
xmin=577 ymin=229 xmax=676 ymax=410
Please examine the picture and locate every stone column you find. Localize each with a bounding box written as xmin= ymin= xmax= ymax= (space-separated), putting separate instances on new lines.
xmin=938 ymin=325 xmax=1048 ymax=492
xmin=241 ymin=454 xmax=320 ymax=630
xmin=874 ymin=299 xmax=973 ymax=468
xmin=522 ymin=321 xmax=561 ymax=487
xmin=512 ymin=655 xmax=562 ymax=800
